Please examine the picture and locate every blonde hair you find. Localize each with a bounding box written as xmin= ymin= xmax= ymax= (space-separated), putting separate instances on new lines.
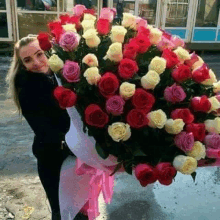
xmin=5 ymin=34 xmax=38 ymax=116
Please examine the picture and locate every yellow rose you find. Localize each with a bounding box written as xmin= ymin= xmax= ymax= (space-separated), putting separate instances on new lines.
xmin=119 ymin=82 xmax=136 ymax=100
xmin=147 ymin=109 xmax=167 ymax=129
xmin=81 ymin=20 xmax=95 ymax=33
xmin=201 ymin=69 xmax=217 ymax=86
xmin=213 ymin=81 xmax=220 ymax=93
xmin=122 ymin=13 xmax=136 ymax=29
xmin=103 ymin=42 xmax=123 ymax=62
xmin=83 ymin=13 xmax=96 ymax=21
xmin=208 ymin=97 xmax=220 ymax=113
xmin=192 ymin=55 xmax=204 ymax=70
xmin=174 ymin=47 xmax=190 ymax=62
xmin=62 ymin=24 xmax=77 ymax=32
xmin=83 ymin=67 xmax=101 ymax=85
xmin=110 ymin=26 xmax=127 ymax=43
xmin=82 ymin=53 xmax=99 ymax=67
xmin=48 ymin=54 xmax=64 ymax=72
xmin=108 ymin=122 xmax=131 ymax=142
xmin=165 ymin=119 xmax=185 ymax=134
xmin=173 ymin=155 xmax=197 ymax=175
xmin=141 ymin=70 xmax=160 ymax=90
xmin=186 ymin=141 xmax=206 ymax=160
xmin=205 ymin=117 xmax=220 ymax=134
xmin=149 ymin=56 xmax=166 ymax=74
xmin=149 ymin=28 xmax=162 ymax=45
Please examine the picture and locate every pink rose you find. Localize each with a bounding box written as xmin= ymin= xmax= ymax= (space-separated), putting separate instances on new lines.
xmin=185 ymin=52 xmax=199 ymax=69
xmin=164 ymin=84 xmax=186 ymax=103
xmin=156 ymin=36 xmax=175 ymax=51
xmin=106 ymin=95 xmax=125 ymax=116
xmin=204 ymin=133 xmax=220 ymax=149
xmin=206 ymin=149 xmax=220 ymax=158
xmin=59 ymin=32 xmax=80 ymax=52
xmin=73 ymin=4 xmax=86 ymax=17
xmin=100 ymin=7 xmax=115 ymax=22
xmin=170 ymin=35 xmax=185 ymax=49
xmin=63 ymin=60 xmax=80 ymax=83
xmin=174 ymin=131 xmax=194 ymax=152
xmin=136 ymin=17 xmax=148 ymax=30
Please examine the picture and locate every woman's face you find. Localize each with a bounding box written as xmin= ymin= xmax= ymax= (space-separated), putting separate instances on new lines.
xmin=19 ymin=40 xmax=49 ymax=74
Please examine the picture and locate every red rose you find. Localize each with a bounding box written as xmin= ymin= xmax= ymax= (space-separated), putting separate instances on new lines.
xmin=59 ymin=14 xmax=70 ymax=25
xmin=126 ymin=109 xmax=149 ymax=129
xmin=53 ymin=86 xmax=77 ymax=109
xmin=137 ymin=26 xmax=150 ymax=37
xmin=186 ymin=123 xmax=206 ymax=142
xmin=156 ymin=162 xmax=177 ymax=186
xmin=118 ymin=58 xmax=139 ymax=79
xmin=83 ymin=9 xmax=96 ymax=15
xmin=171 ymin=64 xmax=192 ymax=83
xmin=192 ymin=63 xmax=210 ymax=83
xmin=130 ymin=35 xmax=151 ymax=54
xmin=48 ymin=21 xmax=62 ymax=31
xmin=132 ymin=88 xmax=155 ymax=113
xmin=135 ymin=163 xmax=158 ymax=187
xmin=162 ymin=48 xmax=179 ymax=68
xmin=162 ymin=30 xmax=172 ymax=40
xmin=191 ymin=95 xmax=211 ymax=113
xmin=96 ymin=19 xmax=110 ymax=35
xmin=37 ymin=32 xmax=52 ymax=51
xmin=85 ymin=104 xmax=109 ymax=128
xmin=67 ymin=16 xmax=81 ymax=31
xmin=123 ymin=40 xmax=139 ymax=60
xmin=171 ymin=108 xmax=194 ymax=124
xmin=51 ymin=26 xmax=64 ymax=43
xmin=98 ymin=72 xmax=119 ymax=98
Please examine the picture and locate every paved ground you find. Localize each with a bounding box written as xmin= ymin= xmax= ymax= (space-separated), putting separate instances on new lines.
xmin=1 ymin=52 xmax=220 ymax=220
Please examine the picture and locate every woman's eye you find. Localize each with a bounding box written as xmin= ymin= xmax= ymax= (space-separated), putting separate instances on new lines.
xmin=37 ymin=52 xmax=43 ymax=57
xmin=24 ymin=59 xmax=30 ymax=63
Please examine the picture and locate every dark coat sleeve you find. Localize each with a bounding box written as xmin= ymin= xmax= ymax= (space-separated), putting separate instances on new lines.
xmin=17 ymin=72 xmax=70 ymax=155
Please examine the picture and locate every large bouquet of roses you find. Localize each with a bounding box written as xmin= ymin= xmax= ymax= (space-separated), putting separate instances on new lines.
xmin=38 ymin=4 xmax=220 ymax=187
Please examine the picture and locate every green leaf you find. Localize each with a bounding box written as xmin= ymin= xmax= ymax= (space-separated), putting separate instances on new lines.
xmin=95 ymin=142 xmax=109 ymax=160
xmin=191 ymin=172 xmax=197 ymax=182
xmin=123 ymin=161 xmax=133 ymax=175
xmin=133 ymin=148 xmax=147 ymax=157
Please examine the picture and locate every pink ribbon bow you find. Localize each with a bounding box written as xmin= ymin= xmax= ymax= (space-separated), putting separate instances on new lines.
xmin=75 ymin=158 xmax=115 ymax=220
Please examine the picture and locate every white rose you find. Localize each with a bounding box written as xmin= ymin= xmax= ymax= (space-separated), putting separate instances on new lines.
xmin=213 ymin=81 xmax=220 ymax=93
xmin=103 ymin=42 xmax=123 ymax=62
xmin=108 ymin=122 xmax=131 ymax=142
xmin=110 ymin=26 xmax=127 ymax=43
xmin=122 ymin=13 xmax=136 ymax=29
xmin=119 ymin=82 xmax=136 ymax=100
xmin=81 ymin=20 xmax=95 ymax=33
xmin=201 ymin=69 xmax=217 ymax=86
xmin=149 ymin=28 xmax=162 ymax=45
xmin=82 ymin=53 xmax=99 ymax=67
xmin=83 ymin=13 xmax=96 ymax=21
xmin=147 ymin=109 xmax=167 ymax=129
xmin=62 ymin=24 xmax=77 ymax=32
xmin=173 ymin=47 xmax=190 ymax=62
xmin=173 ymin=155 xmax=197 ymax=175
xmin=208 ymin=97 xmax=220 ymax=113
xmin=165 ymin=119 xmax=185 ymax=134
xmin=205 ymin=117 xmax=220 ymax=134
xmin=141 ymin=70 xmax=160 ymax=90
xmin=48 ymin=54 xmax=64 ymax=72
xmin=186 ymin=141 xmax=206 ymax=160
xmin=148 ymin=56 xmax=166 ymax=75
xmin=83 ymin=67 xmax=101 ymax=85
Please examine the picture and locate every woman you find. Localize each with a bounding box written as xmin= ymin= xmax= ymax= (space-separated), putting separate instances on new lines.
xmin=5 ymin=34 xmax=88 ymax=220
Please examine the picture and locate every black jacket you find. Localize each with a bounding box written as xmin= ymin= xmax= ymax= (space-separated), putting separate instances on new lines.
xmin=15 ymin=68 xmax=72 ymax=161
